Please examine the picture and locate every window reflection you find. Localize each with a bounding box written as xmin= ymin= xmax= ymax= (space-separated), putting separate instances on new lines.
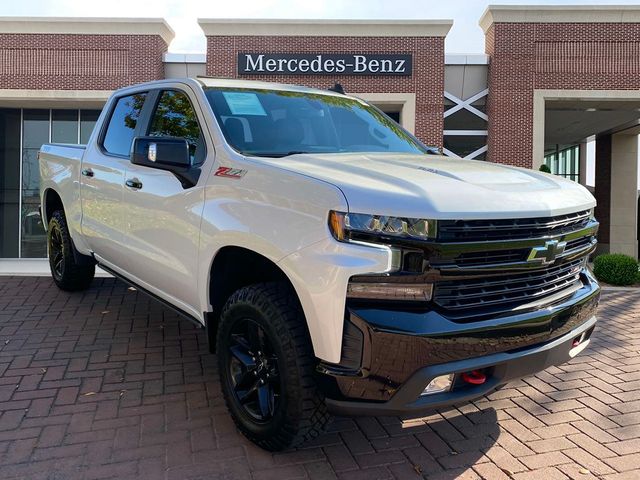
xmin=52 ymin=110 xmax=78 ymax=144
xmin=80 ymin=110 xmax=100 ymax=144
xmin=22 ymin=110 xmax=49 ymax=258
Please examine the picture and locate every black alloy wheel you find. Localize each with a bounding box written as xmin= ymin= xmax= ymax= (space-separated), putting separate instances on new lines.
xmin=216 ymin=283 xmax=330 ymax=451
xmin=227 ymin=318 xmax=281 ymax=422
xmin=48 ymin=222 xmax=65 ymax=281
xmin=46 ymin=210 xmax=95 ymax=291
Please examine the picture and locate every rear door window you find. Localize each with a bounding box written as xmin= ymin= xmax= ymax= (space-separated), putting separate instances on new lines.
xmin=102 ymin=92 xmax=147 ymax=157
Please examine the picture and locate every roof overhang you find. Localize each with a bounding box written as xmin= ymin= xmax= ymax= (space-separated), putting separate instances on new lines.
xmin=0 ymin=89 xmax=111 ymax=108
xmin=198 ymin=18 xmax=453 ymax=37
xmin=0 ymin=17 xmax=175 ymax=45
xmin=480 ymin=5 xmax=640 ymax=33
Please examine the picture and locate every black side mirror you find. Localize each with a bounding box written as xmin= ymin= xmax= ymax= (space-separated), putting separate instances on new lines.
xmin=131 ymin=136 xmax=200 ymax=188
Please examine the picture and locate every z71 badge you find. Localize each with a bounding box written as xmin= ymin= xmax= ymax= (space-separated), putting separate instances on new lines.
xmin=214 ymin=166 xmax=248 ymax=179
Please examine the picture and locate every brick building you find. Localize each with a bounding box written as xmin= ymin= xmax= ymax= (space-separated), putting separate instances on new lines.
xmin=1 ymin=6 xmax=640 ymax=266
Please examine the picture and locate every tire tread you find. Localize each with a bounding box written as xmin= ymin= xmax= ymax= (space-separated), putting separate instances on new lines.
xmin=48 ymin=210 xmax=95 ymax=292
xmin=216 ymin=282 xmax=330 ymax=451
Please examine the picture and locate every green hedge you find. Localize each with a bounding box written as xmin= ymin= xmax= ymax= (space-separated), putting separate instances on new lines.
xmin=593 ymin=253 xmax=639 ymax=286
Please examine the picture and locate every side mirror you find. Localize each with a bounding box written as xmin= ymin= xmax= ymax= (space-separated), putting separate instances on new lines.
xmin=131 ymin=136 xmax=200 ymax=188
xmin=131 ymin=136 xmax=190 ymax=167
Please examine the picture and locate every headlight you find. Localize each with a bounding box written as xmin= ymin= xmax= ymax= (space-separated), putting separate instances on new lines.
xmin=329 ymin=211 xmax=437 ymax=242
xmin=329 ymin=211 xmax=435 ymax=303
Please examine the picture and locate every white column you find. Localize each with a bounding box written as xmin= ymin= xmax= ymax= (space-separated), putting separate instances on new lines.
xmin=609 ymin=132 xmax=639 ymax=258
xmin=578 ymin=142 xmax=588 ymax=186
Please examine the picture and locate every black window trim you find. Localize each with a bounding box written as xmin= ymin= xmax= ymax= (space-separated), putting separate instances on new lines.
xmin=143 ymin=88 xmax=208 ymax=167
xmin=98 ymin=90 xmax=151 ymax=159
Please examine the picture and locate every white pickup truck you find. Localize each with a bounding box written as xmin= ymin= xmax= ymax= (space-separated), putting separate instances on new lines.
xmin=39 ymin=78 xmax=600 ymax=451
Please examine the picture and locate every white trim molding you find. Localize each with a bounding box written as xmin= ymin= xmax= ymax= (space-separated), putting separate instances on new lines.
xmin=532 ymin=89 xmax=640 ymax=170
xmin=163 ymin=53 xmax=206 ymax=64
xmin=0 ymin=89 xmax=112 ymax=108
xmin=444 ymin=54 xmax=490 ymax=66
xmin=198 ymin=19 xmax=453 ymax=37
xmin=355 ymin=93 xmax=416 ymax=134
xmin=0 ymin=17 xmax=175 ymax=45
xmin=0 ymin=259 xmax=111 ymax=277
xmin=444 ymin=89 xmax=488 ymax=121
xmin=444 ymin=145 xmax=488 ymax=160
xmin=443 ymin=89 xmax=489 ymax=160
xmin=480 ymin=5 xmax=640 ymax=33
xmin=443 ymin=130 xmax=487 ymax=136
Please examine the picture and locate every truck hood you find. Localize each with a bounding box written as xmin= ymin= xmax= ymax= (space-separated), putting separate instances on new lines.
xmin=257 ymin=152 xmax=595 ymax=219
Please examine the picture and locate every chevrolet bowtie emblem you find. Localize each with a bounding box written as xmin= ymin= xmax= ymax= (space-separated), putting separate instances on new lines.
xmin=527 ymin=239 xmax=567 ymax=265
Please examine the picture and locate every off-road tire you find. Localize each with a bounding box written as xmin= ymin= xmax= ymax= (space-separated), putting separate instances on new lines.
xmin=47 ymin=210 xmax=95 ymax=291
xmin=216 ymin=282 xmax=330 ymax=451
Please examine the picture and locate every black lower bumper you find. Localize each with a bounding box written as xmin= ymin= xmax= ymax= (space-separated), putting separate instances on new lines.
xmin=322 ymin=270 xmax=600 ymax=417
xmin=325 ymin=313 xmax=596 ymax=417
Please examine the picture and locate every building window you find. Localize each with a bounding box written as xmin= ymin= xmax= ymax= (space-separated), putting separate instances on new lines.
xmin=444 ymin=134 xmax=488 ymax=160
xmin=442 ymin=89 xmax=488 ymax=160
xmin=0 ymin=108 xmax=102 ymax=259
xmin=544 ymin=145 xmax=580 ymax=182
xmin=22 ymin=110 xmax=50 ymax=258
xmin=81 ymin=110 xmax=101 ymax=144
xmin=0 ymin=109 xmax=21 ymax=258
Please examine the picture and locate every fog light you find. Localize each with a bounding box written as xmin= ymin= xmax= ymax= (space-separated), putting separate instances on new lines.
xmin=421 ymin=374 xmax=453 ymax=396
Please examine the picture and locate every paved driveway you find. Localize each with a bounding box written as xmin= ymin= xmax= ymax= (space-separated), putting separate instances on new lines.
xmin=0 ymin=276 xmax=638 ymax=480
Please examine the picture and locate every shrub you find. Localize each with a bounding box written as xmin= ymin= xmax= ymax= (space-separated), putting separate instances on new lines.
xmin=539 ymin=164 xmax=551 ymax=173
xmin=592 ymin=253 xmax=639 ymax=286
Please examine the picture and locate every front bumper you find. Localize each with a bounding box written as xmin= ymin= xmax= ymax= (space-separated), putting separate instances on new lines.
xmin=322 ymin=270 xmax=600 ymax=417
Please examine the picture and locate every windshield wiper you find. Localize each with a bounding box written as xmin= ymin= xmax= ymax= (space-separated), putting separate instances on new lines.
xmin=279 ymin=151 xmax=311 ymax=157
xmin=245 ymin=151 xmax=311 ymax=158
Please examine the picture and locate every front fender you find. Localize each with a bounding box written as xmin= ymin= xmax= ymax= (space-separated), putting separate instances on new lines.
xmin=277 ymin=238 xmax=392 ymax=363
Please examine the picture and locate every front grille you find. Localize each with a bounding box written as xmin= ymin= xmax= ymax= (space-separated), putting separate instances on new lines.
xmin=432 ymin=210 xmax=598 ymax=271
xmin=453 ymin=249 xmax=527 ymax=267
xmin=565 ymin=236 xmax=594 ymax=252
xmin=434 ymin=258 xmax=585 ymax=318
xmin=438 ymin=210 xmax=591 ymax=242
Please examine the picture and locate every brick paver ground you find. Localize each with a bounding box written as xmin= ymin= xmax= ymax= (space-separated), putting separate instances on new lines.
xmin=0 ymin=276 xmax=638 ymax=480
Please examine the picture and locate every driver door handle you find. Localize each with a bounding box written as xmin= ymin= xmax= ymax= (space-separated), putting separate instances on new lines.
xmin=125 ymin=178 xmax=143 ymax=190
xmin=81 ymin=168 xmax=94 ymax=178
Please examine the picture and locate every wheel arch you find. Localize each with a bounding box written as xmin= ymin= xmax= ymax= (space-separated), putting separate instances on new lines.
xmin=42 ymin=188 xmax=95 ymax=267
xmin=206 ymin=245 xmax=306 ymax=353
xmin=42 ymin=188 xmax=64 ymax=229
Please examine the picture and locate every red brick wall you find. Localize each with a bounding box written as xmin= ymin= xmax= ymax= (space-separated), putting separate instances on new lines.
xmin=486 ymin=22 xmax=640 ymax=167
xmin=205 ymin=35 xmax=445 ymax=148
xmin=594 ymin=134 xmax=612 ymax=246
xmin=0 ymin=34 xmax=167 ymax=90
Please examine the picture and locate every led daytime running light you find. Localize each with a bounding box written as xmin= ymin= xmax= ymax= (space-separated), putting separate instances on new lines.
xmin=329 ymin=211 xmax=436 ymax=241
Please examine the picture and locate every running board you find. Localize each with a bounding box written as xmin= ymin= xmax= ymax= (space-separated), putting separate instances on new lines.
xmin=97 ymin=263 xmax=204 ymax=329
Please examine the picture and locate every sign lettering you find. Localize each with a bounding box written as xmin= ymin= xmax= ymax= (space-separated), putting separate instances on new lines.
xmin=238 ymin=53 xmax=412 ymax=76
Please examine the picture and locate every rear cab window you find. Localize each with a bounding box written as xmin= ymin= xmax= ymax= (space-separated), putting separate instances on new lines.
xmin=102 ymin=92 xmax=147 ymax=157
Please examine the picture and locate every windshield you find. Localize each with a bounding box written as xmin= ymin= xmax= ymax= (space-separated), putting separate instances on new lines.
xmin=204 ymin=87 xmax=428 ymax=157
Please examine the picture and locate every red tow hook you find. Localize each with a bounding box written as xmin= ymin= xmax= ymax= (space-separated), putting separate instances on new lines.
xmin=461 ymin=370 xmax=487 ymax=385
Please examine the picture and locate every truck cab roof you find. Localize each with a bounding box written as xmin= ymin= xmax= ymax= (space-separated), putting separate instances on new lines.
xmin=112 ymin=76 xmax=359 ymax=102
